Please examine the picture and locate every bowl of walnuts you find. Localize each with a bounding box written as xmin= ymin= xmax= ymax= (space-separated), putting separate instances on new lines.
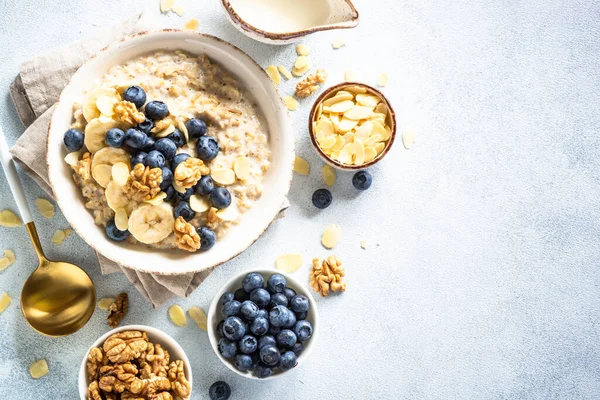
xmin=78 ymin=325 xmax=192 ymax=399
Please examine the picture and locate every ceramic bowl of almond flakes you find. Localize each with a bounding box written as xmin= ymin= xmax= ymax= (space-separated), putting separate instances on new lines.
xmin=308 ymin=82 xmax=396 ymax=170
xmin=78 ymin=325 xmax=193 ymax=400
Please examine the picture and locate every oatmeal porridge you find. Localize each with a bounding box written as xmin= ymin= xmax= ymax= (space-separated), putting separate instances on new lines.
xmin=62 ymin=51 xmax=271 ymax=252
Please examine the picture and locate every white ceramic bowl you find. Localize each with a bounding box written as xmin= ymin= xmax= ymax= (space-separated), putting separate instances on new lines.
xmin=77 ymin=325 xmax=193 ymax=399
xmin=47 ymin=30 xmax=295 ymax=275
xmin=207 ymin=269 xmax=319 ymax=380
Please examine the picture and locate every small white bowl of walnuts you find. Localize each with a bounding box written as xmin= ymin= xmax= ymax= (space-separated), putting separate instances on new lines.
xmin=78 ymin=325 xmax=192 ymax=399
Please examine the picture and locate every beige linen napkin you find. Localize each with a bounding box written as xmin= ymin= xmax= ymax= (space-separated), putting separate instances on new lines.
xmin=8 ymin=11 xmax=288 ymax=307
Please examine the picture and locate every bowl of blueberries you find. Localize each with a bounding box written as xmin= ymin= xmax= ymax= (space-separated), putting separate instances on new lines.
xmin=207 ymin=270 xmax=318 ymax=379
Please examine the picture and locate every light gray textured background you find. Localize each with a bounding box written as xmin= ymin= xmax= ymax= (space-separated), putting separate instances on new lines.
xmin=1 ymin=0 xmax=599 ymax=399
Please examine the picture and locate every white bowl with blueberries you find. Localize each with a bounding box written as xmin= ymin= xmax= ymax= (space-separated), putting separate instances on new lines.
xmin=207 ymin=270 xmax=318 ymax=379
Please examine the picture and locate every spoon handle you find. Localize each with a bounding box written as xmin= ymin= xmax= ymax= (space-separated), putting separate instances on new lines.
xmin=0 ymin=125 xmax=33 ymax=224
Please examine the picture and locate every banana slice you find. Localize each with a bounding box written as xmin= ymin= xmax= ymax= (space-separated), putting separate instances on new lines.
xmin=128 ymin=203 xmax=174 ymax=244
xmin=83 ymin=87 xmax=120 ymax=122
xmin=106 ymin=181 xmax=134 ymax=214
xmin=84 ymin=115 xmax=122 ymax=153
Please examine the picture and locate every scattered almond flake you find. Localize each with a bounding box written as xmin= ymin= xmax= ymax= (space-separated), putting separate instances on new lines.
xmin=233 ymin=156 xmax=250 ymax=180
xmin=64 ymin=151 xmax=82 ymax=167
xmin=344 ymin=70 xmax=357 ymax=82
xmin=184 ymin=18 xmax=199 ymax=30
xmin=0 ymin=259 xmax=10 ymax=271
xmin=97 ymin=297 xmax=116 ymax=310
xmin=294 ymin=56 xmax=310 ymax=70
xmin=172 ymin=4 xmax=185 ymax=16
xmin=265 ymin=65 xmax=281 ymax=86
xmin=360 ymin=240 xmax=367 ymax=249
xmin=331 ymin=39 xmax=346 ymax=49
xmin=292 ymin=65 xmax=310 ymax=77
xmin=283 ymin=96 xmax=299 ymax=111
xmin=0 ymin=250 xmax=15 ymax=271
xmin=144 ymin=191 xmax=168 ymax=206
xmin=4 ymin=250 xmax=15 ymax=264
xmin=160 ymin=0 xmax=174 ymax=12
xmin=190 ymin=194 xmax=210 ymax=213
xmin=402 ymin=127 xmax=416 ymax=149
xmin=322 ymin=165 xmax=336 ymax=187
xmin=321 ymin=224 xmax=342 ymax=249
xmin=216 ymin=200 xmax=240 ymax=222
xmin=115 ymin=208 xmax=129 ymax=231
xmin=275 ymin=254 xmax=303 ymax=273
xmin=51 ymin=229 xmax=71 ymax=245
xmin=296 ymin=44 xmax=310 ymax=56
xmin=111 ymin=162 xmax=130 ymax=187
xmin=35 ymin=198 xmax=55 ymax=218
xmin=0 ymin=292 xmax=11 ymax=313
xmin=278 ymin=65 xmax=293 ymax=80
xmin=294 ymin=156 xmax=310 ymax=175
xmin=377 ymin=73 xmax=389 ymax=87
xmin=211 ymin=168 xmax=236 ymax=185
xmin=29 ymin=359 xmax=49 ymax=379
xmin=188 ymin=306 xmax=208 ymax=331
xmin=168 ymin=304 xmax=188 ymax=327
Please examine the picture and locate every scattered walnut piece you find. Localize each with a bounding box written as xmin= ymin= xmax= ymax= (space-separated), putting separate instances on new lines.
xmin=295 ymin=69 xmax=328 ymax=98
xmin=114 ymin=100 xmax=146 ymax=127
xmin=174 ymin=217 xmax=200 ymax=252
xmin=131 ymin=164 xmax=163 ymax=201
xmin=309 ymin=255 xmax=346 ymax=297
xmin=174 ymin=157 xmax=209 ymax=189
xmin=75 ymin=152 xmax=93 ymax=182
xmin=107 ymin=292 xmax=128 ymax=328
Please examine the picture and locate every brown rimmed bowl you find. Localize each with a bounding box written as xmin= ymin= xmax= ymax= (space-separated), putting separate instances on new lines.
xmin=308 ymin=82 xmax=396 ymax=171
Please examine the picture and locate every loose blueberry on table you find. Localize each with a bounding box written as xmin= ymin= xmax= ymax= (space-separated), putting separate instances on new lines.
xmin=352 ymin=170 xmax=373 ymax=190
xmin=216 ymin=272 xmax=313 ymax=377
xmin=209 ymin=381 xmax=231 ymax=400
xmin=312 ymin=188 xmax=333 ymax=209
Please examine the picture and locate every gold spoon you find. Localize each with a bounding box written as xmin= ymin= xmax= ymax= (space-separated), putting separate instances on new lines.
xmin=0 ymin=126 xmax=95 ymax=336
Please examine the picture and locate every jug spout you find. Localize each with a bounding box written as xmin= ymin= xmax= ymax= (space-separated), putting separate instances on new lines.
xmin=325 ymin=0 xmax=360 ymax=28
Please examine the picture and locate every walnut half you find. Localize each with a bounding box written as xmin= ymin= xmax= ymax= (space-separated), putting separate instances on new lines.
xmin=174 ymin=217 xmax=200 ymax=252
xmin=309 ymin=255 xmax=346 ymax=297
xmin=107 ymin=292 xmax=128 ymax=328
xmin=131 ymin=164 xmax=163 ymax=201
xmin=174 ymin=157 xmax=210 ymax=189
xmin=114 ymin=100 xmax=146 ymax=127
xmin=295 ymin=68 xmax=328 ymax=98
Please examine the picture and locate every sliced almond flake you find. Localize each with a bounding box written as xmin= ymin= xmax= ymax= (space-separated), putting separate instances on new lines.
xmin=184 ymin=18 xmax=199 ymax=31
xmin=360 ymin=240 xmax=367 ymax=249
xmin=4 ymin=250 xmax=15 ymax=264
xmin=92 ymin=164 xmax=112 ymax=188
xmin=382 ymin=125 xmax=393 ymax=141
xmin=275 ymin=254 xmax=303 ymax=273
xmin=315 ymin=102 xmax=323 ymax=120
xmin=168 ymin=304 xmax=188 ymax=327
xmin=331 ymin=39 xmax=346 ymax=49
xmin=96 ymin=96 xmax=116 ymax=116
xmin=0 ymin=258 xmax=10 ymax=271
xmin=316 ymin=118 xmax=334 ymax=137
xmin=233 ymin=156 xmax=250 ymax=180
xmin=188 ymin=306 xmax=208 ymax=331
xmin=337 ymin=148 xmax=352 ymax=164
xmin=212 ymin=168 xmax=236 ymax=185
xmin=371 ymin=121 xmax=387 ymax=138
xmin=338 ymin=118 xmax=358 ymax=133
xmin=402 ymin=127 xmax=416 ymax=149
xmin=365 ymin=134 xmax=383 ymax=146
xmin=344 ymin=105 xmax=374 ymax=120
xmin=0 ymin=292 xmax=11 ymax=313
xmin=51 ymin=230 xmax=66 ymax=245
xmin=29 ymin=359 xmax=49 ymax=379
xmin=345 ymin=85 xmax=368 ymax=94
xmin=353 ymin=139 xmax=366 ymax=165
xmin=329 ymin=113 xmax=340 ymax=127
xmin=98 ymin=297 xmax=116 ymax=310
xmin=216 ymin=200 xmax=239 ymax=222
xmin=331 ymin=135 xmax=345 ymax=151
xmin=172 ymin=4 xmax=185 ymax=16
xmin=344 ymin=70 xmax=357 ymax=82
xmin=144 ymin=191 xmax=168 ymax=205
xmin=292 ymin=64 xmax=310 ymax=77
xmin=364 ymin=146 xmax=378 ymax=163
xmin=321 ymin=224 xmax=342 ymax=249
xmin=342 ymin=132 xmax=355 ymax=145
xmin=35 ymin=198 xmax=54 ymax=215
xmin=318 ymin=136 xmax=336 ymax=150
xmin=111 ymin=162 xmax=130 ymax=187
xmin=173 ymin=182 xmax=187 ymax=194
xmin=64 ymin=151 xmax=81 ymax=167
xmin=154 ymin=124 xmax=176 ymax=138
xmin=265 ymin=65 xmax=281 ymax=86
xmin=375 ymin=103 xmax=388 ymax=115
xmin=296 ymin=44 xmax=310 ymax=56
xmin=278 ymin=65 xmax=293 ymax=80
xmin=355 ymin=121 xmax=373 ymax=139
xmin=356 ymin=94 xmax=380 ymax=107
xmin=177 ymin=119 xmax=189 ymax=142
xmin=377 ymin=72 xmax=389 ymax=87
xmin=0 ymin=210 xmax=20 ymax=228
xmin=115 ymin=208 xmax=129 ymax=231
xmin=330 ymin=151 xmax=339 ymax=159
xmin=293 ymin=156 xmax=310 ymax=175
xmin=283 ymin=96 xmax=299 ymax=111
xmin=160 ymin=0 xmax=175 ymax=13
xmin=294 ymin=56 xmax=309 ymax=70
xmin=322 ymin=93 xmax=354 ymax=107
xmin=190 ymin=194 xmax=210 ymax=213
xmin=375 ymin=142 xmax=386 ymax=154
xmin=324 ymin=99 xmax=354 ymax=113
xmin=322 ymin=165 xmax=336 ymax=186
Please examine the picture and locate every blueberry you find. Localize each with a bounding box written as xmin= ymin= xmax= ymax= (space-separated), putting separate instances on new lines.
xmin=221 ymin=292 xmax=235 ymax=305
xmin=63 ymin=128 xmax=84 ymax=151
xmin=105 ymin=218 xmax=129 ymax=241
xmin=277 ymin=329 xmax=297 ymax=348
xmin=283 ymin=287 xmax=297 ymax=301
xmin=141 ymin=136 xmax=155 ymax=151
xmin=269 ymin=325 xmax=281 ymax=335
xmin=291 ymin=342 xmax=304 ymax=356
xmin=239 ymin=300 xmax=259 ymax=320
xmin=136 ymin=118 xmax=154 ymax=133
xmin=130 ymin=152 xmax=148 ymax=168
xmin=208 ymin=381 xmax=231 ymax=400
xmin=243 ymin=273 xmax=265 ymax=293
xmin=123 ymin=86 xmax=146 ymax=108
xmin=218 ymin=338 xmax=237 ymax=359
xmin=352 ymin=170 xmax=372 ymax=190
xmin=280 ymin=351 xmax=298 ymax=370
xmin=250 ymin=317 xmax=269 ymax=336
xmin=167 ymin=129 xmax=186 ymax=148
xmin=250 ymin=288 xmax=270 ymax=308
xmin=238 ymin=334 xmax=258 ymax=354
xmin=174 ymin=201 xmax=195 ymax=221
xmin=223 ymin=316 xmax=246 ymax=341
xmin=171 ymin=153 xmax=190 ymax=171
xmin=194 ymin=175 xmax=214 ymax=196
xmin=269 ymin=293 xmax=288 ymax=308
xmin=217 ymin=320 xmax=225 ymax=337
xmin=294 ymin=320 xmax=313 ymax=342
xmin=235 ymin=354 xmax=253 ymax=372
xmin=269 ymin=305 xmax=289 ymax=327
xmin=160 ymin=167 xmax=173 ymax=191
xmin=258 ymin=334 xmax=276 ymax=349
xmin=210 ymin=187 xmax=231 ymax=209
xmin=312 ymin=188 xmax=333 ymax=209
xmin=234 ymin=288 xmax=249 ymax=302
xmin=124 ymin=128 xmax=148 ymax=149
xmin=176 ymin=187 xmax=194 ymax=201
xmin=144 ymin=100 xmax=169 ymax=120
xmin=145 ymin=150 xmax=165 ymax=169
xmin=221 ymin=300 xmax=241 ymax=318
xmin=185 ymin=118 xmax=207 ymax=139
xmin=196 ymin=136 xmax=219 ymax=161
xmin=105 ymin=128 xmax=125 ymax=148
xmin=164 ymin=186 xmax=175 ymax=202
xmin=283 ymin=310 xmax=296 ymax=329
xmin=198 ymin=227 xmax=217 ymax=250
xmin=295 ymin=311 xmax=307 ymax=320
xmin=290 ymin=295 xmax=309 ymax=313
xmin=154 ymin=138 xmax=177 ymax=160
xmin=267 ymin=274 xmax=286 ymax=294
xmin=257 ymin=309 xmax=268 ymax=319
xmin=253 ymin=362 xmax=273 ymax=378
xmin=259 ymin=344 xmax=281 ymax=366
